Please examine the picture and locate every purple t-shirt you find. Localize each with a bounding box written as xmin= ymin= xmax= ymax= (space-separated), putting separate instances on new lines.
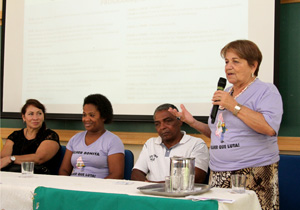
xmin=67 ymin=130 xmax=124 ymax=178
xmin=208 ymin=79 xmax=283 ymax=171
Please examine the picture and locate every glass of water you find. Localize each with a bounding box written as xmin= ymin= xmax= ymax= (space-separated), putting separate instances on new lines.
xmin=21 ymin=162 xmax=34 ymax=177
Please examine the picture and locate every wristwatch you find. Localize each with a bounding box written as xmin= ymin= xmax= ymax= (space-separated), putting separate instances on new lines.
xmin=233 ymin=103 xmax=242 ymax=116
xmin=10 ymin=156 xmax=16 ymax=163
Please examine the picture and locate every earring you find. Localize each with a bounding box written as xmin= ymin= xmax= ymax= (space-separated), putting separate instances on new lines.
xmin=251 ymin=72 xmax=254 ymax=78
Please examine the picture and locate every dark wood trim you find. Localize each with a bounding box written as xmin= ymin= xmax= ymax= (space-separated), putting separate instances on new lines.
xmin=281 ymin=0 xmax=300 ymax=4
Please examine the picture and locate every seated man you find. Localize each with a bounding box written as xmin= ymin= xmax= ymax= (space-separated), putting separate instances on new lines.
xmin=131 ymin=103 xmax=209 ymax=183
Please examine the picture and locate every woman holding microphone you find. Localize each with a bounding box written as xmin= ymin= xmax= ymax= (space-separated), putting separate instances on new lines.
xmin=169 ymin=40 xmax=283 ymax=210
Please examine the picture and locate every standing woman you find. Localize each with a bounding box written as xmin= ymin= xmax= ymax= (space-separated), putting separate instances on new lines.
xmin=169 ymin=40 xmax=283 ymax=210
xmin=0 ymin=99 xmax=61 ymax=174
xmin=59 ymin=94 xmax=125 ymax=179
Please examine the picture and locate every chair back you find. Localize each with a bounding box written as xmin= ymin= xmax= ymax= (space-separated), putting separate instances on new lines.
xmin=54 ymin=145 xmax=66 ymax=175
xmin=279 ymin=154 xmax=300 ymax=210
xmin=124 ymin=149 xmax=134 ymax=180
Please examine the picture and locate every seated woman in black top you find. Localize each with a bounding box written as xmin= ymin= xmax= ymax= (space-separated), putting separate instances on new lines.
xmin=0 ymin=99 xmax=61 ymax=174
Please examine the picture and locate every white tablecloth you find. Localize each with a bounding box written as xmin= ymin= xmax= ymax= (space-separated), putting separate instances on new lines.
xmin=0 ymin=172 xmax=261 ymax=210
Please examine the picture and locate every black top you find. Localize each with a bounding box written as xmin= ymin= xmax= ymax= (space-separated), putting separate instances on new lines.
xmin=5 ymin=128 xmax=61 ymax=175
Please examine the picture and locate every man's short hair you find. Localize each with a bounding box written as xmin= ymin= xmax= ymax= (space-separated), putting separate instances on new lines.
xmin=153 ymin=103 xmax=178 ymax=118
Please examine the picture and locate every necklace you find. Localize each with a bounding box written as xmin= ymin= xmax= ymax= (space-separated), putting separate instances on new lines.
xmin=229 ymin=77 xmax=257 ymax=99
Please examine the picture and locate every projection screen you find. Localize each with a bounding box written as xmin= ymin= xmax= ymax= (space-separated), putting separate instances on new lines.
xmin=1 ymin=0 xmax=279 ymax=121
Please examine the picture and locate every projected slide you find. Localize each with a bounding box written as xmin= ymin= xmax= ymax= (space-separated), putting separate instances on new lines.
xmin=2 ymin=0 xmax=276 ymax=117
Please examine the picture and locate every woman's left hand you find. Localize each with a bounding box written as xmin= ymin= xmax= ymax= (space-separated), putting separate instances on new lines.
xmin=212 ymin=90 xmax=276 ymax=136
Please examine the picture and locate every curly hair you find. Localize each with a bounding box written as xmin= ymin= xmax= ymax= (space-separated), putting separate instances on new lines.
xmin=83 ymin=94 xmax=113 ymax=124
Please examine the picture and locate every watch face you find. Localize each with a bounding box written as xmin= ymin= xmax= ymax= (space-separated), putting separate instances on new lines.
xmin=235 ymin=104 xmax=241 ymax=111
xmin=11 ymin=156 xmax=16 ymax=161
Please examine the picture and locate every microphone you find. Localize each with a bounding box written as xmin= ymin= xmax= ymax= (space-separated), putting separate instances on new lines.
xmin=210 ymin=77 xmax=227 ymax=124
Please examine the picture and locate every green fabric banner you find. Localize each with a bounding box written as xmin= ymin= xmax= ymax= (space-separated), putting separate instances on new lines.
xmin=33 ymin=187 xmax=218 ymax=210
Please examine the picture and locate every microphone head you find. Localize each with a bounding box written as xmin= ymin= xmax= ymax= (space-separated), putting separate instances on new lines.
xmin=217 ymin=77 xmax=227 ymax=90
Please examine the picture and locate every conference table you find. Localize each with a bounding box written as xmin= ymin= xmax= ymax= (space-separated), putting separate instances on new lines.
xmin=0 ymin=171 xmax=261 ymax=210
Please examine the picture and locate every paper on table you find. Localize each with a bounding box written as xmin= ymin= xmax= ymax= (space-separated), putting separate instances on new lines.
xmin=185 ymin=195 xmax=235 ymax=203
xmin=115 ymin=181 xmax=134 ymax=185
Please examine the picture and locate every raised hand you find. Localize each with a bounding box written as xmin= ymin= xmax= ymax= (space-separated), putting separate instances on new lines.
xmin=168 ymin=104 xmax=196 ymax=126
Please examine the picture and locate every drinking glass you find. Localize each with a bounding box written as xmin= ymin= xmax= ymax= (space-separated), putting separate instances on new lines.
xmin=231 ymin=174 xmax=246 ymax=193
xmin=21 ymin=162 xmax=34 ymax=177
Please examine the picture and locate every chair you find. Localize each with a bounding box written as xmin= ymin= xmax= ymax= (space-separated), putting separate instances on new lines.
xmin=124 ymin=149 xmax=134 ymax=180
xmin=279 ymin=154 xmax=300 ymax=210
xmin=54 ymin=145 xmax=66 ymax=175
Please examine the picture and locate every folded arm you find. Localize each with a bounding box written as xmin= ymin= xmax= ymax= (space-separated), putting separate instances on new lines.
xmin=213 ymin=90 xmax=277 ymax=136
xmin=1 ymin=139 xmax=59 ymax=169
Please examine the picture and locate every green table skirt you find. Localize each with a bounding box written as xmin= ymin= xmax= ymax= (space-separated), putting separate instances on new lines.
xmin=33 ymin=186 xmax=218 ymax=210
